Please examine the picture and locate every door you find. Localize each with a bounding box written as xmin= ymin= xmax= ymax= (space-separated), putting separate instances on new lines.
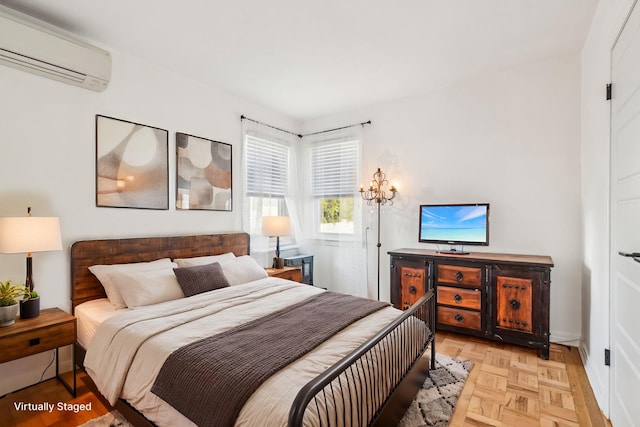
xmin=610 ymin=1 xmax=640 ymax=425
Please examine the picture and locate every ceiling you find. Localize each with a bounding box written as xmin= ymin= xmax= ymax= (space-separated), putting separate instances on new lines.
xmin=0 ymin=0 xmax=598 ymax=121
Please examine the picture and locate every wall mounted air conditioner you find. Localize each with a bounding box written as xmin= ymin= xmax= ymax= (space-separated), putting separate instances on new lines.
xmin=0 ymin=6 xmax=111 ymax=92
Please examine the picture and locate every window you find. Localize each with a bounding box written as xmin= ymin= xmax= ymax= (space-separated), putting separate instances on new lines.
xmin=244 ymin=133 xmax=290 ymax=234
xmin=311 ymin=138 xmax=359 ymax=234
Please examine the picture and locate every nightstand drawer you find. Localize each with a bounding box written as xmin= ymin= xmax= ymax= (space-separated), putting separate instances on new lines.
xmin=0 ymin=321 xmax=75 ymax=363
xmin=266 ymin=267 xmax=302 ymax=283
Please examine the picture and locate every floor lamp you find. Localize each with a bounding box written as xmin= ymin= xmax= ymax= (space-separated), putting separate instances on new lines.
xmin=360 ymin=168 xmax=397 ymax=300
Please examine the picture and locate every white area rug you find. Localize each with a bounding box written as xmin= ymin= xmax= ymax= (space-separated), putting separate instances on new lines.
xmin=397 ymin=353 xmax=473 ymax=427
xmin=76 ymin=410 xmax=132 ymax=427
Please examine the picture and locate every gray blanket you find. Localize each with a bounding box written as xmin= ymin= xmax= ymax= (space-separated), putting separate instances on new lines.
xmin=150 ymin=291 xmax=388 ymax=427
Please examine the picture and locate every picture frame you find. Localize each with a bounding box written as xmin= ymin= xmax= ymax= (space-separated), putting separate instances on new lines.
xmin=176 ymin=132 xmax=232 ymax=211
xmin=95 ymin=115 xmax=169 ymax=210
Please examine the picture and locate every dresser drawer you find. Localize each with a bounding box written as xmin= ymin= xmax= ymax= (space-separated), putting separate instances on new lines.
xmin=437 ymin=265 xmax=482 ymax=287
xmin=437 ymin=286 xmax=481 ymax=310
xmin=0 ymin=322 xmax=75 ymax=363
xmin=437 ymin=306 xmax=481 ymax=331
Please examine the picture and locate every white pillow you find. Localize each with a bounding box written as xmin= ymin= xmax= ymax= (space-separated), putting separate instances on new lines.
xmin=109 ymin=268 xmax=184 ymax=309
xmin=220 ymin=255 xmax=268 ymax=286
xmin=174 ymin=252 xmax=237 ymax=268
xmin=88 ymin=258 xmax=176 ymax=309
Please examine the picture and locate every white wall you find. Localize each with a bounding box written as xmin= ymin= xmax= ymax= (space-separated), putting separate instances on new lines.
xmin=0 ymin=46 xmax=298 ymax=395
xmin=303 ymin=54 xmax=583 ymax=345
xmin=580 ymin=0 xmax=636 ymax=416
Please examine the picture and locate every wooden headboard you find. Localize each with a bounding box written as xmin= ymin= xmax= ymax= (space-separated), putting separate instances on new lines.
xmin=70 ymin=232 xmax=250 ymax=311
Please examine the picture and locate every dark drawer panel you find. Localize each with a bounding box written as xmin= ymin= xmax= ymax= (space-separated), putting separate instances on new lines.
xmin=437 ymin=286 xmax=481 ymax=310
xmin=438 ymin=306 xmax=481 ymax=331
xmin=438 ymin=265 xmax=482 ymax=287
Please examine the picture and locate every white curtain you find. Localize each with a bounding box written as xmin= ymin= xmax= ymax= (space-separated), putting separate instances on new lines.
xmin=241 ymin=119 xmax=299 ymax=267
xmin=290 ymin=126 xmax=367 ymax=297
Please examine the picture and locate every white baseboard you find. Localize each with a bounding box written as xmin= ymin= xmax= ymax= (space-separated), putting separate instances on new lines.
xmin=550 ymin=330 xmax=581 ymax=347
xmin=579 ymin=339 xmax=610 ymax=418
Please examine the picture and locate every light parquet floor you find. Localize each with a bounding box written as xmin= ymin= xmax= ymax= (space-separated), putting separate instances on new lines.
xmin=436 ymin=331 xmax=612 ymax=427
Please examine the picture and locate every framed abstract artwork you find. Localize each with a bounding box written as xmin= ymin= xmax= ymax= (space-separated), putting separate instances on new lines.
xmin=95 ymin=115 xmax=169 ymax=209
xmin=176 ymin=132 xmax=232 ymax=211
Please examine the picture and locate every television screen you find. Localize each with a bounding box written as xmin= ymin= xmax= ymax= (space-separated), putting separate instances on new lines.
xmin=419 ymin=203 xmax=489 ymax=246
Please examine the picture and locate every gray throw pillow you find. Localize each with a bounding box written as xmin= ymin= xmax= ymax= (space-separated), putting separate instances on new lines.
xmin=173 ymin=262 xmax=230 ymax=297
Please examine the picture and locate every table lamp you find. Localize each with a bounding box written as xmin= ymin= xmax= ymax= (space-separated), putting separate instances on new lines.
xmin=262 ymin=216 xmax=291 ymax=268
xmin=0 ymin=208 xmax=63 ymax=293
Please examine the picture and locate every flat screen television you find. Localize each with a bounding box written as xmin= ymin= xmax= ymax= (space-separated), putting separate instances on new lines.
xmin=419 ymin=203 xmax=489 ymax=254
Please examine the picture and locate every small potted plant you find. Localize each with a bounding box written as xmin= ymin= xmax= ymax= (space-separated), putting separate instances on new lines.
xmin=20 ymin=289 xmax=40 ymax=319
xmin=0 ymin=280 xmax=28 ymax=327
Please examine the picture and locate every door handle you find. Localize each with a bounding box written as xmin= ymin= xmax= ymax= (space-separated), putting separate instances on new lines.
xmin=619 ymin=252 xmax=640 ymax=263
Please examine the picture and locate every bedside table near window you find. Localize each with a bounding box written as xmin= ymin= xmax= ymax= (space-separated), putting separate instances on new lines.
xmin=0 ymin=307 xmax=76 ymax=396
xmin=265 ymin=266 xmax=302 ymax=283
xmin=283 ymin=254 xmax=314 ymax=285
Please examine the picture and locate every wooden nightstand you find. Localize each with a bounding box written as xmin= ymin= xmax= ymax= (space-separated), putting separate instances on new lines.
xmin=0 ymin=307 xmax=77 ymax=396
xmin=265 ymin=266 xmax=303 ymax=283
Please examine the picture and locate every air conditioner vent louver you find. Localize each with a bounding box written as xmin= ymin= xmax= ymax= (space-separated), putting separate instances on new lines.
xmin=0 ymin=6 xmax=111 ymax=91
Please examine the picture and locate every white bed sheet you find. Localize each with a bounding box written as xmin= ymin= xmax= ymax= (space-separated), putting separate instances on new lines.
xmin=84 ymin=278 xmax=408 ymax=427
xmin=75 ymin=298 xmax=129 ymax=349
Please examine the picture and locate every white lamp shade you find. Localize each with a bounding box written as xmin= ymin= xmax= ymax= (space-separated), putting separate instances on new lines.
xmin=262 ymin=216 xmax=291 ymax=237
xmin=0 ymin=217 xmax=63 ymax=254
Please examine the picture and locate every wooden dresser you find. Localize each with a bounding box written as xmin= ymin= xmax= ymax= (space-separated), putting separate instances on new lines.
xmin=389 ymin=248 xmax=553 ymax=359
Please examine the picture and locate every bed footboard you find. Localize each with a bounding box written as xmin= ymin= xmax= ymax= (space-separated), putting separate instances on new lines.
xmin=288 ymin=290 xmax=435 ymax=427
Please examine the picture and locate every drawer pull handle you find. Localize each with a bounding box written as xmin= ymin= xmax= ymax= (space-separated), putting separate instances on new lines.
xmin=409 ymin=286 xmax=417 ymax=294
xmin=455 ymin=271 xmax=464 ymax=282
xmin=454 ymin=294 xmax=462 ymax=303
xmin=454 ymin=314 xmax=464 ymax=323
xmin=29 ymin=338 xmax=40 ymax=346
xmin=510 ymin=299 xmax=521 ymax=310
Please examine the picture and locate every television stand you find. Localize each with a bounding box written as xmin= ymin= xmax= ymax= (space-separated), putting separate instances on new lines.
xmin=388 ymin=248 xmax=553 ymax=359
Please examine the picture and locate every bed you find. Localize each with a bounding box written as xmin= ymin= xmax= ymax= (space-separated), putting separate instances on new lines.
xmin=70 ymin=232 xmax=435 ymax=427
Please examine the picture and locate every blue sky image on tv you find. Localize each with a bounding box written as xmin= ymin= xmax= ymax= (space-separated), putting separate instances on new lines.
xmin=420 ymin=205 xmax=488 ymax=243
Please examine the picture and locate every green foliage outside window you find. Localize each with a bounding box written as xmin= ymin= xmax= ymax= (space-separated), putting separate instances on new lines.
xmin=320 ymin=197 xmax=354 ymax=224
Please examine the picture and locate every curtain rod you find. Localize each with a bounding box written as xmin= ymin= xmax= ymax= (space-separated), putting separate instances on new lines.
xmin=303 ymin=120 xmax=371 ymax=137
xmin=240 ymin=115 xmax=302 ymax=138
xmin=241 ymin=115 xmax=372 ymax=139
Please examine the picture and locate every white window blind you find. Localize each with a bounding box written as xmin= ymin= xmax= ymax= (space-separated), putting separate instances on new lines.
xmin=311 ymin=139 xmax=358 ymax=197
xmin=245 ymin=134 xmax=289 ymax=197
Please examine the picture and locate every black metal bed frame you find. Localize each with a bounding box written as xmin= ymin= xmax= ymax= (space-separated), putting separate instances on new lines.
xmin=70 ymin=234 xmax=436 ymax=427
xmin=289 ymin=290 xmax=435 ymax=427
